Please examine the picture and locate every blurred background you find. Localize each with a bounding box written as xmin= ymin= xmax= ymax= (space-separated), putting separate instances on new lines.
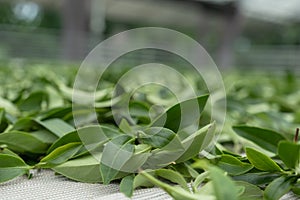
xmin=0 ymin=0 xmax=299 ymax=69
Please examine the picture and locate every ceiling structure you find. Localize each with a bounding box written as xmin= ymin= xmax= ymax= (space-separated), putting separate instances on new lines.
xmin=239 ymin=0 xmax=300 ymax=23
xmin=105 ymin=0 xmax=300 ymax=26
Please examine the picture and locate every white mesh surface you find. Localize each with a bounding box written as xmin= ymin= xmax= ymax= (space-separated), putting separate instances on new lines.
xmin=0 ymin=170 xmax=171 ymax=200
xmin=1 ymin=170 xmax=298 ymax=200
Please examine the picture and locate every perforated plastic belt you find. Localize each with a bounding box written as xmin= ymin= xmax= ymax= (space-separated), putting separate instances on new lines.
xmin=0 ymin=170 xmax=171 ymax=200
xmin=1 ymin=170 xmax=298 ymax=200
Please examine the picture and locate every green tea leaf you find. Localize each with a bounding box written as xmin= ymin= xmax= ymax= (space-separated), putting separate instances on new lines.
xmin=0 ymin=108 xmax=4 ymax=126
xmin=197 ymin=180 xmax=244 ymax=198
xmin=233 ymin=172 xmax=281 ymax=186
xmin=184 ymin=163 xmax=199 ymax=178
xmin=0 ymin=131 xmax=49 ymax=154
xmin=64 ymin=106 xmax=97 ymax=124
xmin=12 ymin=117 xmax=36 ymax=131
xmin=278 ymin=141 xmax=300 ymax=170
xmin=233 ymin=126 xmax=286 ymax=153
xmin=140 ymin=127 xmax=176 ymax=148
xmin=0 ymin=97 xmax=19 ymax=116
xmin=217 ymin=154 xmax=253 ymax=175
xmin=0 ymin=154 xmax=30 ymax=183
xmin=30 ymin=129 xmax=58 ymax=144
xmin=192 ymin=171 xmax=209 ymax=192
xmin=139 ymin=170 xmax=205 ymax=200
xmin=151 ymin=95 xmax=209 ymax=132
xmin=120 ymin=174 xmax=135 ymax=197
xmin=196 ymin=181 xmax=214 ymax=196
xmin=47 ymin=130 xmax=80 ymax=153
xmin=119 ymin=118 xmax=133 ymax=135
xmin=37 ymin=107 xmax=72 ymax=121
xmin=94 ymin=94 xmax=126 ymax=108
xmin=176 ymin=122 xmax=216 ymax=163
xmin=48 ymin=125 xmax=120 ymax=153
xmin=129 ymin=101 xmax=150 ymax=123
xmin=133 ymin=171 xmax=155 ymax=189
xmin=18 ymin=91 xmax=48 ymax=112
xmin=142 ymin=135 xmax=184 ymax=169
xmin=0 ymin=148 xmax=19 ymax=157
xmin=40 ymin=142 xmax=82 ymax=167
xmin=58 ymin=82 xmax=111 ymax=103
xmin=37 ymin=118 xmax=75 ymax=138
xmin=171 ymin=162 xmax=199 ymax=179
xmin=264 ymin=176 xmax=295 ymax=200
xmin=0 ymin=108 xmax=8 ymax=132
xmin=78 ymin=125 xmax=120 ymax=155
xmin=12 ymin=117 xmax=73 ymax=140
xmin=53 ymin=155 xmax=102 ymax=183
xmin=292 ymin=181 xmax=300 ymax=195
xmin=155 ymin=169 xmax=189 ymax=191
xmin=100 ymin=135 xmax=134 ymax=184
xmin=246 ymin=147 xmax=282 ymax=172
xmin=236 ymin=181 xmax=263 ymax=200
xmin=121 ymin=144 xmax=151 ymax=172
xmin=209 ymin=166 xmax=239 ymax=200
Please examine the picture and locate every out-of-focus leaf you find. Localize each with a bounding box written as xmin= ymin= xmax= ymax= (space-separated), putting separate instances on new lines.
xmin=0 ymin=108 xmax=8 ymax=132
xmin=11 ymin=117 xmax=36 ymax=131
xmin=37 ymin=107 xmax=72 ymax=121
xmin=192 ymin=171 xmax=209 ymax=192
xmin=119 ymin=118 xmax=133 ymax=135
xmin=18 ymin=91 xmax=48 ymax=112
xmin=129 ymin=101 xmax=150 ymax=124
xmin=94 ymin=94 xmax=126 ymax=108
xmin=264 ymin=176 xmax=295 ymax=200
xmin=196 ymin=181 xmax=214 ymax=196
xmin=58 ymin=82 xmax=111 ymax=104
xmin=0 ymin=97 xmax=19 ymax=116
xmin=209 ymin=166 xmax=239 ymax=200
xmin=0 ymin=108 xmax=4 ymax=125
xmin=36 ymin=118 xmax=75 ymax=138
xmin=233 ymin=126 xmax=286 ymax=153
